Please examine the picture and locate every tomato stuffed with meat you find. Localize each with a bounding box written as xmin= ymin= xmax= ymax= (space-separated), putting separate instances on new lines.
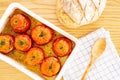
xmin=25 ymin=47 xmax=44 ymax=66
xmin=31 ymin=24 xmax=54 ymax=45
xmin=0 ymin=35 xmax=14 ymax=54
xmin=40 ymin=56 xmax=61 ymax=77
xmin=14 ymin=34 xmax=31 ymax=51
xmin=52 ymin=37 xmax=72 ymax=57
xmin=10 ymin=14 xmax=31 ymax=33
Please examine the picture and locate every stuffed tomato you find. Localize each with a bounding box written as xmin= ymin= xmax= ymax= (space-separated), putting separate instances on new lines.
xmin=25 ymin=47 xmax=44 ymax=66
xmin=14 ymin=34 xmax=31 ymax=51
xmin=52 ymin=37 xmax=72 ymax=57
xmin=10 ymin=14 xmax=31 ymax=33
xmin=31 ymin=24 xmax=54 ymax=45
xmin=0 ymin=35 xmax=14 ymax=54
xmin=40 ymin=56 xmax=61 ymax=77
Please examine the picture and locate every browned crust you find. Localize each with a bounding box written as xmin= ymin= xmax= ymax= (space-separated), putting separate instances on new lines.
xmin=56 ymin=0 xmax=81 ymax=28
xmin=56 ymin=0 xmax=106 ymax=28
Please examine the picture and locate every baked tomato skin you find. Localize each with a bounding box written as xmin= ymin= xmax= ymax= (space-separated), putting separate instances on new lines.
xmin=40 ymin=56 xmax=61 ymax=77
xmin=10 ymin=14 xmax=31 ymax=33
xmin=52 ymin=37 xmax=72 ymax=57
xmin=31 ymin=24 xmax=54 ymax=45
xmin=0 ymin=34 xmax=14 ymax=54
xmin=14 ymin=34 xmax=32 ymax=51
xmin=25 ymin=47 xmax=44 ymax=66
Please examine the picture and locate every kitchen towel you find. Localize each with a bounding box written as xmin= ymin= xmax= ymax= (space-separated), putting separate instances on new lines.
xmin=62 ymin=28 xmax=120 ymax=80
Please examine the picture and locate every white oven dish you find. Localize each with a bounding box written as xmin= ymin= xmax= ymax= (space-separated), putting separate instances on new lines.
xmin=0 ymin=3 xmax=79 ymax=80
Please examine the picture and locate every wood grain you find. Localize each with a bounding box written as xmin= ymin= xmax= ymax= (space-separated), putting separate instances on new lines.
xmin=0 ymin=0 xmax=120 ymax=80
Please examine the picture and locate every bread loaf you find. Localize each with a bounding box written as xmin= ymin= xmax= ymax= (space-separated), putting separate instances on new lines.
xmin=56 ymin=0 xmax=106 ymax=28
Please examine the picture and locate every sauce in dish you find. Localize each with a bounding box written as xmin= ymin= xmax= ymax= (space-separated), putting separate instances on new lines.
xmin=0 ymin=9 xmax=75 ymax=80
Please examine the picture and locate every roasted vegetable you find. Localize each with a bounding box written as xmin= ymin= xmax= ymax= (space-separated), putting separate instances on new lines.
xmin=10 ymin=14 xmax=31 ymax=33
xmin=25 ymin=47 xmax=44 ymax=66
xmin=53 ymin=37 xmax=72 ymax=57
xmin=0 ymin=35 xmax=14 ymax=54
xmin=14 ymin=34 xmax=31 ymax=51
xmin=31 ymin=24 xmax=54 ymax=45
xmin=40 ymin=56 xmax=61 ymax=77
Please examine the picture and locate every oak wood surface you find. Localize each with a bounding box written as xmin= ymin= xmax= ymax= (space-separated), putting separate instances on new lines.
xmin=0 ymin=0 xmax=120 ymax=80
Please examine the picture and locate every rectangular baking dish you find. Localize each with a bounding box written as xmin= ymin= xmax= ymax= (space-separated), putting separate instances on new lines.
xmin=0 ymin=3 xmax=79 ymax=80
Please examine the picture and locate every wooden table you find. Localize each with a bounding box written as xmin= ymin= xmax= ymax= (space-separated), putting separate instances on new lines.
xmin=0 ymin=0 xmax=120 ymax=80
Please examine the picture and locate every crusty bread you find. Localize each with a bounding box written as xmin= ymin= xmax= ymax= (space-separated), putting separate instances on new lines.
xmin=56 ymin=0 xmax=106 ymax=28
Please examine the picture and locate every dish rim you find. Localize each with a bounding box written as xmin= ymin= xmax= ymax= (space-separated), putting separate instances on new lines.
xmin=0 ymin=2 xmax=79 ymax=80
